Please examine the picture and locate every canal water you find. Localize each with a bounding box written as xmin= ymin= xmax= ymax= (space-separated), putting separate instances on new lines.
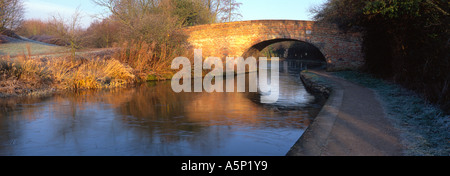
xmin=0 ymin=60 xmax=325 ymax=156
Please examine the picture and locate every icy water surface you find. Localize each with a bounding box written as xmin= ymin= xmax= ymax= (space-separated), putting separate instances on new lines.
xmin=0 ymin=60 xmax=325 ymax=156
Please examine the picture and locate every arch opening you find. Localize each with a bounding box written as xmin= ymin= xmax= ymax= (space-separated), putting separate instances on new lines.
xmin=242 ymin=39 xmax=327 ymax=70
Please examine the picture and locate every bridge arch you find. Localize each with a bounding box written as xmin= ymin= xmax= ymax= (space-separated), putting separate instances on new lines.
xmin=183 ymin=20 xmax=364 ymax=71
xmin=242 ymin=38 xmax=326 ymax=63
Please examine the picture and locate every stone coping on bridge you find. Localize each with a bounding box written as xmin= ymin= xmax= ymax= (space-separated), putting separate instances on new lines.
xmin=184 ymin=20 xmax=317 ymax=29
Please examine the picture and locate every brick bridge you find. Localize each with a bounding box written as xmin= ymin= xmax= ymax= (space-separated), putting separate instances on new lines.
xmin=183 ymin=20 xmax=364 ymax=71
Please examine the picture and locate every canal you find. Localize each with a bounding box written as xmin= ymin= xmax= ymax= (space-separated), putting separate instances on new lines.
xmin=0 ymin=60 xmax=326 ymax=156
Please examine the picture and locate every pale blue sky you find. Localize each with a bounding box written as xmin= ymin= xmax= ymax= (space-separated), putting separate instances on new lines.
xmin=23 ymin=0 xmax=326 ymax=28
xmin=239 ymin=0 xmax=325 ymax=21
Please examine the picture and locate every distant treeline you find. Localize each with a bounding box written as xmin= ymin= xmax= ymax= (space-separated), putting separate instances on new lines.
xmin=262 ymin=41 xmax=326 ymax=61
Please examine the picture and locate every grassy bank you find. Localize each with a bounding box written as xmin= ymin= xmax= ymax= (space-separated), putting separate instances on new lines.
xmin=0 ymin=55 xmax=140 ymax=97
xmin=0 ymin=36 xmax=182 ymax=97
xmin=333 ymin=71 xmax=449 ymax=156
xmin=300 ymin=70 xmax=333 ymax=98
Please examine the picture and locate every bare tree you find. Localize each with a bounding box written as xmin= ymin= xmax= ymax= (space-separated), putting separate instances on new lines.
xmin=203 ymin=0 xmax=222 ymax=23
xmin=49 ymin=7 xmax=85 ymax=57
xmin=0 ymin=0 xmax=25 ymax=31
xmin=85 ymin=18 xmax=120 ymax=48
xmin=92 ymin=0 xmax=159 ymax=31
xmin=202 ymin=0 xmax=242 ymax=23
xmin=220 ymin=0 xmax=242 ymax=22
xmin=92 ymin=0 xmax=211 ymax=42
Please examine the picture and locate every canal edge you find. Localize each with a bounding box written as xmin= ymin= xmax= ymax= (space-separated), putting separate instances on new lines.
xmin=286 ymin=70 xmax=344 ymax=156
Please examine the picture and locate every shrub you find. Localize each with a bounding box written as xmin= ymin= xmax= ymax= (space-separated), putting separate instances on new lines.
xmin=0 ymin=55 xmax=52 ymax=96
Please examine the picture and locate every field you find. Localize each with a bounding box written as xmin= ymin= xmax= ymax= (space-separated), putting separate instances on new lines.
xmin=0 ymin=35 xmax=69 ymax=56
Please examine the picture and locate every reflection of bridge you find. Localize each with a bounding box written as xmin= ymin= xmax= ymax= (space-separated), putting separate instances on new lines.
xmin=183 ymin=20 xmax=364 ymax=71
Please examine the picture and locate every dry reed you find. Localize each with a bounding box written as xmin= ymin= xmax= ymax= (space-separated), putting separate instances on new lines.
xmin=114 ymin=41 xmax=179 ymax=81
xmin=1 ymin=54 xmax=137 ymax=97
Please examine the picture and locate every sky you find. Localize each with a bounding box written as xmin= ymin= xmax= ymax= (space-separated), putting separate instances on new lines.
xmin=23 ymin=0 xmax=327 ymax=28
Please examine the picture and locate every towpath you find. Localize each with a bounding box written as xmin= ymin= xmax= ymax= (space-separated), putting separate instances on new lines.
xmin=287 ymin=70 xmax=404 ymax=156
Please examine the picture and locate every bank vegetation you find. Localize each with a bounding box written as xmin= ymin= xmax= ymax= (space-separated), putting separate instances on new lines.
xmin=1 ymin=0 xmax=243 ymax=96
xmin=312 ymin=0 xmax=449 ymax=113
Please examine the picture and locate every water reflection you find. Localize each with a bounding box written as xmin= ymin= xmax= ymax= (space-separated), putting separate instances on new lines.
xmin=0 ymin=60 xmax=325 ymax=156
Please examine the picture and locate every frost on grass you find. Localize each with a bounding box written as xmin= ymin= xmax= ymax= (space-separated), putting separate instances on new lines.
xmin=0 ymin=36 xmax=68 ymax=56
xmin=333 ymin=71 xmax=449 ymax=156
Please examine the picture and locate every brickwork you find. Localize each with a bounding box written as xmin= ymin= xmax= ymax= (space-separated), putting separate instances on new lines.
xmin=183 ymin=20 xmax=364 ymax=71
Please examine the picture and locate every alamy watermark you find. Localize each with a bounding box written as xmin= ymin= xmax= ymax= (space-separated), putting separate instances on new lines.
xmin=171 ymin=49 xmax=280 ymax=103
